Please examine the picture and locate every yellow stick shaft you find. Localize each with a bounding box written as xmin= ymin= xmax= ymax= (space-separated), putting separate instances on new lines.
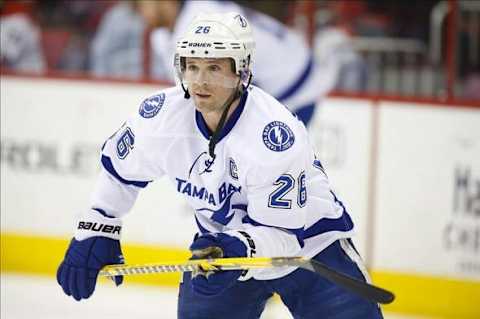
xmin=99 ymin=256 xmax=307 ymax=277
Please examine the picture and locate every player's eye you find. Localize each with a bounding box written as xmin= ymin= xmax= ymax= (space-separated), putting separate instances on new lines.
xmin=186 ymin=64 xmax=198 ymax=72
xmin=208 ymin=65 xmax=221 ymax=72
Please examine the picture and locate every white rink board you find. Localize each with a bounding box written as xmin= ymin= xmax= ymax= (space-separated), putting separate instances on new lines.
xmin=308 ymin=98 xmax=373 ymax=256
xmin=373 ymin=102 xmax=480 ymax=280
xmin=0 ymin=77 xmax=196 ymax=247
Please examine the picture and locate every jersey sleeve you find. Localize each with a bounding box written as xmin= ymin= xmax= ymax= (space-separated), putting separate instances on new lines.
xmin=238 ymin=120 xmax=308 ymax=251
xmin=101 ymin=95 xmax=167 ymax=186
xmin=245 ymin=123 xmax=307 ymax=236
xmin=246 ymin=146 xmax=307 ymax=238
xmin=227 ymin=123 xmax=309 ymax=280
xmin=90 ymin=93 xmax=168 ymax=217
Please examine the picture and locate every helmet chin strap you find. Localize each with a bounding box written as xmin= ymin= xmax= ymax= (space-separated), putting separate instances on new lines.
xmin=208 ymin=73 xmax=252 ymax=159
xmin=208 ymin=82 xmax=241 ymax=159
xmin=182 ymin=82 xmax=191 ymax=99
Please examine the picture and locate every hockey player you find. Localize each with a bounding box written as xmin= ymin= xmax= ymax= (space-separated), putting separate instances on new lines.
xmin=58 ymin=12 xmax=383 ymax=319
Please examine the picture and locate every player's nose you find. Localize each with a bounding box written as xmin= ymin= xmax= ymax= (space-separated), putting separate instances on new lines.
xmin=195 ymin=68 xmax=213 ymax=84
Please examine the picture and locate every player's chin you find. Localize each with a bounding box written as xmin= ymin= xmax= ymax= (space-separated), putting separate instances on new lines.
xmin=193 ymin=99 xmax=212 ymax=112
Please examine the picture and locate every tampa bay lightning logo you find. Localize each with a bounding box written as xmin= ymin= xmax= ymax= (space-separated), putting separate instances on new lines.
xmin=139 ymin=93 xmax=165 ymax=118
xmin=235 ymin=14 xmax=248 ymax=28
xmin=262 ymin=121 xmax=295 ymax=152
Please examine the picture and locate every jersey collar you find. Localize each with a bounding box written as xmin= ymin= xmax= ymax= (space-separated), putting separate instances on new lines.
xmin=195 ymin=89 xmax=249 ymax=141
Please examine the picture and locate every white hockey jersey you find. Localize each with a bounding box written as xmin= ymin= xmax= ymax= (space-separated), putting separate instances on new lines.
xmin=93 ymin=85 xmax=354 ymax=280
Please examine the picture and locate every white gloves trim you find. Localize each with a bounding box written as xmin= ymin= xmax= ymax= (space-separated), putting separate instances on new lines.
xmin=74 ymin=209 xmax=122 ymax=241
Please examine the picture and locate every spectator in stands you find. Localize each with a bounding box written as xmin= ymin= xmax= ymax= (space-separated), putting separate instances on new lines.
xmin=314 ymin=1 xmax=368 ymax=92
xmin=0 ymin=1 xmax=46 ymax=73
xmin=34 ymin=0 xmax=113 ymax=72
xmin=89 ymin=1 xmax=146 ymax=78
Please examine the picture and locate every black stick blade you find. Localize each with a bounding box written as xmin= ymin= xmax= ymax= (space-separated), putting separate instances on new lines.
xmin=305 ymin=259 xmax=395 ymax=304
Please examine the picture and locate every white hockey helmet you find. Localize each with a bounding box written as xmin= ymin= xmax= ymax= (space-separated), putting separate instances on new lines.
xmin=174 ymin=12 xmax=255 ymax=87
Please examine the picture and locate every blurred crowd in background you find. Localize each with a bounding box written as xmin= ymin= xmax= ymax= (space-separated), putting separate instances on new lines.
xmin=1 ymin=0 xmax=479 ymax=101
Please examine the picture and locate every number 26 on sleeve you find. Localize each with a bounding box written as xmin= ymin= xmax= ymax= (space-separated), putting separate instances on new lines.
xmin=268 ymin=172 xmax=306 ymax=209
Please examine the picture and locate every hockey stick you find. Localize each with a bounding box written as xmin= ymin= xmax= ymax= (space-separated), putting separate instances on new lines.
xmin=100 ymin=256 xmax=395 ymax=304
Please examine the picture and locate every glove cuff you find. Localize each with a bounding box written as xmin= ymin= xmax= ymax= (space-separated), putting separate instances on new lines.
xmin=74 ymin=209 xmax=122 ymax=241
xmin=224 ymin=230 xmax=256 ymax=280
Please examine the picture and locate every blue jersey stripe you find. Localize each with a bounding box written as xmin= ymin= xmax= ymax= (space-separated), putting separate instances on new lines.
xmin=304 ymin=212 xmax=354 ymax=239
xmin=242 ymin=215 xmax=305 ymax=248
xmin=101 ymin=155 xmax=150 ymax=188
xmin=293 ymin=101 xmax=316 ymax=125
xmin=91 ymin=207 xmax=115 ymax=218
xmin=194 ymin=215 xmax=210 ymax=234
xmin=277 ymin=54 xmax=314 ymax=102
xmin=232 ymin=204 xmax=248 ymax=212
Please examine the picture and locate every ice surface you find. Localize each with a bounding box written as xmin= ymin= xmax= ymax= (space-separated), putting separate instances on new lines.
xmin=1 ymin=273 xmax=431 ymax=319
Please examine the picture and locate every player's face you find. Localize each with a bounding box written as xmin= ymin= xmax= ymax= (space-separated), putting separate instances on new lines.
xmin=184 ymin=58 xmax=240 ymax=113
